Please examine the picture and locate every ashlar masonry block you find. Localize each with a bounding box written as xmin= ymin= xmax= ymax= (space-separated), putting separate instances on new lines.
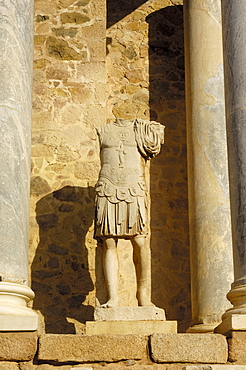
xmin=38 ymin=334 xmax=149 ymax=363
xmin=150 ymin=334 xmax=228 ymax=363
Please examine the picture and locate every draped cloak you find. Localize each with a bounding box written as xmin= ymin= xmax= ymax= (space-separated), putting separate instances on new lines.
xmin=94 ymin=118 xmax=164 ymax=240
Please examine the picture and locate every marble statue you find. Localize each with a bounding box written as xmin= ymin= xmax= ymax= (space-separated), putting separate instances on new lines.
xmin=94 ymin=118 xmax=164 ymax=307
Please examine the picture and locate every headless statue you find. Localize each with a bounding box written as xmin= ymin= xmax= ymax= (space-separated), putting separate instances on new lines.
xmin=94 ymin=118 xmax=165 ymax=307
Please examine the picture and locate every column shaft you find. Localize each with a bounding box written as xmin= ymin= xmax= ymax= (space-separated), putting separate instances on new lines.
xmin=0 ymin=0 xmax=38 ymax=330
xmin=184 ymin=0 xmax=233 ymax=332
xmin=219 ymin=0 xmax=246 ymax=323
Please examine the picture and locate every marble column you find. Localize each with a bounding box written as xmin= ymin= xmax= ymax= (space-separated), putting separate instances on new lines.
xmin=0 ymin=1 xmax=38 ymax=330
xmin=184 ymin=0 xmax=233 ymax=332
xmin=218 ymin=0 xmax=246 ymax=331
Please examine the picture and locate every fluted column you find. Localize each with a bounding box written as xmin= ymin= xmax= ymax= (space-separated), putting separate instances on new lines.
xmin=0 ymin=1 xmax=38 ymax=330
xmin=184 ymin=0 xmax=233 ymax=332
xmin=218 ymin=1 xmax=246 ymax=331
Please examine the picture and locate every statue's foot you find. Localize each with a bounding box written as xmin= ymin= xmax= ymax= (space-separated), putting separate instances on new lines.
xmin=100 ymin=297 xmax=119 ymax=308
xmin=137 ymin=289 xmax=155 ymax=306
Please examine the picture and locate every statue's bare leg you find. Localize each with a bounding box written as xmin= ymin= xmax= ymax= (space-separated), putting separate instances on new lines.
xmin=101 ymin=237 xmax=119 ymax=308
xmin=132 ymin=235 xmax=154 ymax=306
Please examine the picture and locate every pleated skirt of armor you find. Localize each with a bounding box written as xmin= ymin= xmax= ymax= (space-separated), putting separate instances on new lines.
xmin=94 ymin=194 xmax=147 ymax=239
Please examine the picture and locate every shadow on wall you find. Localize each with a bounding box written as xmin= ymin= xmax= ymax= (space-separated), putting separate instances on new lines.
xmin=147 ymin=6 xmax=191 ymax=332
xmin=31 ymin=186 xmax=95 ymax=334
xmin=107 ymin=0 xmax=147 ymax=27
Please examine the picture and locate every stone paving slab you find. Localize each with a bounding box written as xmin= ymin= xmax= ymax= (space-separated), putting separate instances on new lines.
xmin=38 ymin=334 xmax=149 ymax=363
xmin=150 ymin=334 xmax=228 ymax=363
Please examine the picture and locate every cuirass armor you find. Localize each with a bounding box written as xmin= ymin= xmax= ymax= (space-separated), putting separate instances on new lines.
xmin=96 ymin=120 xmax=146 ymax=204
xmin=94 ymin=118 xmax=164 ymax=239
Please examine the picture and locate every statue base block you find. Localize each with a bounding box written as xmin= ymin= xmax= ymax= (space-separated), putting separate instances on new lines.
xmin=94 ymin=306 xmax=165 ymax=321
xmin=85 ymin=319 xmax=177 ymax=335
xmin=85 ymin=306 xmax=177 ymax=335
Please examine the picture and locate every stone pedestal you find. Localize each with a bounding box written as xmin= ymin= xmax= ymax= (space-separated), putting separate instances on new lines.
xmin=183 ymin=0 xmax=233 ymax=332
xmin=0 ymin=1 xmax=38 ymax=329
xmin=218 ymin=1 xmax=246 ymax=331
xmin=85 ymin=306 xmax=177 ymax=335
xmin=94 ymin=306 xmax=165 ymax=321
xmin=216 ymin=314 xmax=246 ymax=336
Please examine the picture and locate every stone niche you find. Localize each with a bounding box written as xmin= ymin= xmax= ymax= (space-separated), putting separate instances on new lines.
xmin=30 ymin=0 xmax=189 ymax=334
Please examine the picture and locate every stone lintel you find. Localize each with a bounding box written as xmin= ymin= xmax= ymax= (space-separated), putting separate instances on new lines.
xmin=85 ymin=320 xmax=177 ymax=335
xmin=150 ymin=333 xmax=228 ymax=363
xmin=215 ymin=314 xmax=246 ymax=336
xmin=38 ymin=334 xmax=149 ymax=363
xmin=94 ymin=306 xmax=165 ymax=321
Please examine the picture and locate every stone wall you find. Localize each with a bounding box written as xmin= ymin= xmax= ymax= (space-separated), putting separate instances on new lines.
xmin=30 ymin=0 xmax=106 ymax=334
xmin=30 ymin=0 xmax=190 ymax=333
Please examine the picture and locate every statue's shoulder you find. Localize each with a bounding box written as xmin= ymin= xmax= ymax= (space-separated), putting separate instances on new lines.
xmin=96 ymin=122 xmax=114 ymax=134
xmin=95 ymin=122 xmax=115 ymax=145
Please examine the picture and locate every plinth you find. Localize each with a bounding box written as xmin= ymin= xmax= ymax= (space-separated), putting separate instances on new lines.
xmin=215 ymin=314 xmax=246 ymax=336
xmin=85 ymin=307 xmax=177 ymax=335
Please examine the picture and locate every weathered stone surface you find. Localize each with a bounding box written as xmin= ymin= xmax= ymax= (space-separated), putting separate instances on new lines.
xmin=31 ymin=0 xmax=106 ymax=336
xmin=21 ymin=365 xmax=196 ymax=370
xmin=20 ymin=364 xmax=71 ymax=370
xmin=69 ymin=367 xmax=201 ymax=370
xmin=94 ymin=306 xmax=165 ymax=321
xmin=52 ymin=27 xmax=78 ymax=38
xmin=76 ymin=0 xmax=91 ymax=5
xmin=150 ymin=334 xmax=228 ymax=363
xmin=30 ymin=176 xmax=52 ymax=196
xmin=228 ymin=331 xmax=246 ymax=363
xmin=0 ymin=333 xmax=37 ymax=361
xmin=46 ymin=37 xmax=86 ymax=60
xmin=60 ymin=12 xmax=90 ymax=24
xmin=184 ymin=366 xmax=246 ymax=370
xmin=0 ymin=363 xmax=19 ymax=370
xmin=38 ymin=334 xmax=148 ymax=362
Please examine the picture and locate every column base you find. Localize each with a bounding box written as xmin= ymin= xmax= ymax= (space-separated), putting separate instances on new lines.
xmin=221 ymin=284 xmax=246 ymax=319
xmin=186 ymin=323 xmax=217 ymax=333
xmin=0 ymin=282 xmax=39 ymax=331
xmin=215 ymin=314 xmax=246 ymax=335
xmin=215 ymin=284 xmax=246 ymax=335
